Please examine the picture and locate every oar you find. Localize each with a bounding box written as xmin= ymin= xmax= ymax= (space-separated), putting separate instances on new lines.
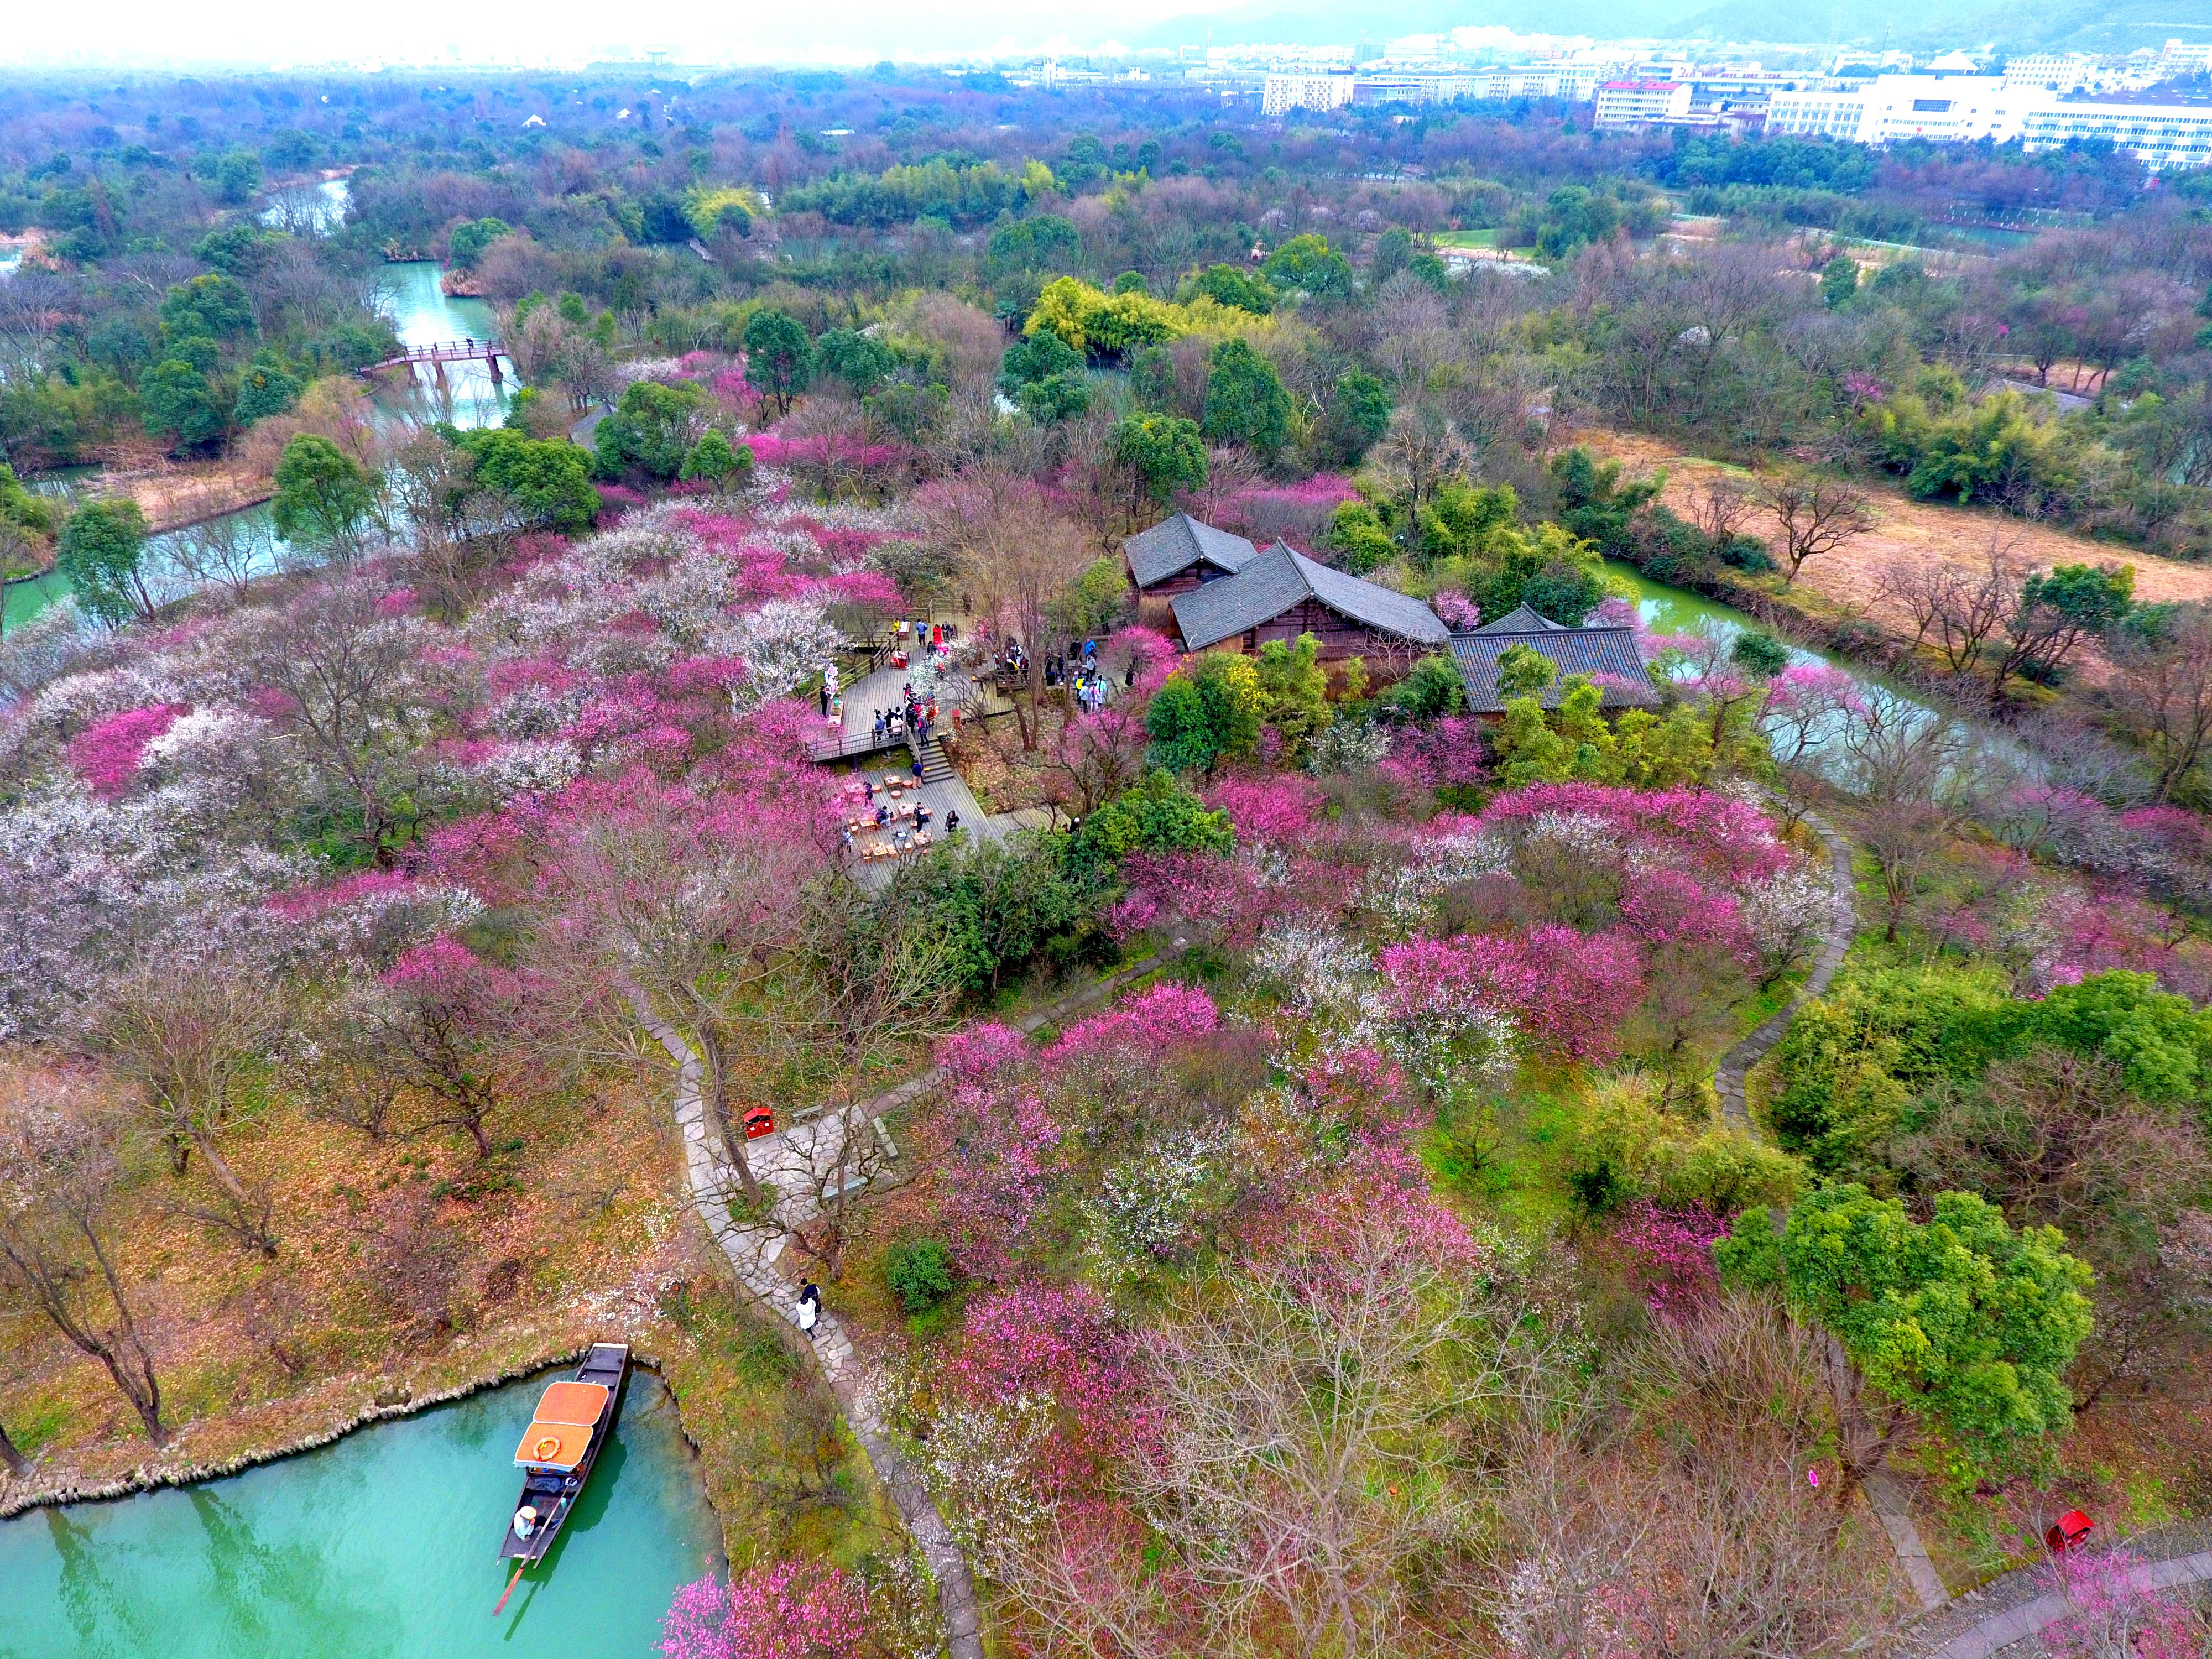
xmin=493 ymin=1560 xmax=527 ymax=1616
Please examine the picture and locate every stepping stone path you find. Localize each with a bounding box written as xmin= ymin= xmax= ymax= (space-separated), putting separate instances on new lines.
xmin=636 ymin=952 xmax=1169 ymax=1659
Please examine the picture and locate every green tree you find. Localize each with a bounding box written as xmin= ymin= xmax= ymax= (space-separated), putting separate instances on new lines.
xmin=1254 ymin=632 xmax=1333 ymax=754
xmin=1147 ymin=651 xmax=1262 ymax=775
xmin=680 ymin=429 xmax=753 ymax=486
xmin=191 ymin=223 xmax=277 ymax=278
xmin=812 ymin=328 xmax=896 ymax=397
xmin=1018 ymin=372 xmax=1091 ymax=424
xmin=741 ymin=309 xmax=813 ymax=416
xmin=1494 ymin=642 xmax=1559 ymax=698
xmin=984 ymin=214 xmax=1079 ymax=277
xmin=882 ymin=1238 xmax=957 ymax=1313
xmin=1114 ymin=414 xmax=1207 ymax=510
xmin=56 ymin=500 xmax=152 ymax=625
xmin=889 ymin=835 xmax=1091 ymax=992
xmin=1324 ymin=369 xmax=1393 ymax=465
xmin=272 ymin=434 xmax=374 ymax=552
xmin=1201 ymin=337 xmax=1292 ymax=458
xmin=1820 ymin=254 xmax=1860 ymax=309
xmin=1050 ymin=556 xmax=1129 ymax=640
xmin=231 ymin=352 xmax=301 ymax=425
xmin=999 ymin=327 xmax=1084 ymax=394
xmin=159 ymin=274 xmax=255 ymax=342
xmin=1550 ymin=447 xmax=1665 ymax=554
xmin=1407 ymin=252 xmax=1451 ymax=294
xmin=1186 ymin=263 xmax=1276 ymax=314
xmin=139 ymin=360 xmax=226 ymax=450
xmin=1718 ymin=1185 xmax=2093 ymax=1489
xmin=1535 ymin=185 xmax=1620 ymax=259
xmin=1371 ymin=227 xmax=1414 ymax=286
xmin=1324 ymin=500 xmax=1397 ymax=575
xmin=1261 ymin=233 xmax=1352 ymax=298
xmin=1731 ymin=628 xmax=1790 ymax=678
xmin=1069 ymin=769 xmax=1233 ymax=874
xmin=456 ymin=427 xmax=601 ymax=531
xmin=1382 ymin=653 xmax=1465 ymax=719
xmin=213 ymin=149 xmax=263 ymax=206
xmin=446 ymin=217 xmax=512 ymax=270
xmin=594 ymin=379 xmax=712 ymax=481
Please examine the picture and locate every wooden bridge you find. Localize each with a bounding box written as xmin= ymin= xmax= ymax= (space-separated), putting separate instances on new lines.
xmin=357 ymin=339 xmax=509 ymax=383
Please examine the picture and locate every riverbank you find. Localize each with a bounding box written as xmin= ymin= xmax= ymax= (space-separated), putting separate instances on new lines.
xmin=0 ymin=1050 xmax=883 ymax=1574
xmin=1575 ymin=426 xmax=2211 ymax=693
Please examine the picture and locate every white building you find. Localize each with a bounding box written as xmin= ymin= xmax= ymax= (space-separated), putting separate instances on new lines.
xmin=1763 ymin=86 xmax=1870 ymax=139
xmin=1594 ymin=80 xmax=1693 ymax=128
xmin=2003 ymin=53 xmax=2104 ymax=92
xmin=1262 ymin=71 xmax=1355 ymax=114
xmin=1765 ymin=70 xmax=2212 ymax=172
xmin=2018 ymin=99 xmax=2212 ymax=172
xmin=1766 ymin=75 xmax=2035 ymax=145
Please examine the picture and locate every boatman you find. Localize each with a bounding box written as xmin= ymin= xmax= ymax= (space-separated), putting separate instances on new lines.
xmin=513 ymin=1504 xmax=539 ymax=1541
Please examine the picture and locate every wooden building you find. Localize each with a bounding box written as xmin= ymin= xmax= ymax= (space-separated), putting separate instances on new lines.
xmin=1123 ymin=513 xmax=1259 ymax=629
xmin=1168 ymin=540 xmax=1451 ymax=667
xmin=1447 ymin=604 xmax=1660 ymax=715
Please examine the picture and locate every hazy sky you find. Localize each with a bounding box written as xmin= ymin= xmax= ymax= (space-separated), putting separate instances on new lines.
xmin=7 ymin=0 xmax=1254 ymax=67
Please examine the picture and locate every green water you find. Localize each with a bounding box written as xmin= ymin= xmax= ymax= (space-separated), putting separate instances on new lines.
xmin=9 ymin=255 xmax=513 ymax=630
xmin=0 ymin=1370 xmax=721 ymax=1658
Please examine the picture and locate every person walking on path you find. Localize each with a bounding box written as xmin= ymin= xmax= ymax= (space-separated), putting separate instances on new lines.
xmin=796 ymin=1281 xmax=821 ymax=1340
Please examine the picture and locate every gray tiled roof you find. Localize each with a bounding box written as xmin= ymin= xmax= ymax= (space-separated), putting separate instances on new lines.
xmin=1123 ymin=513 xmax=1259 ymax=589
xmin=1471 ymin=603 xmax=1567 ymax=634
xmin=1447 ymin=627 xmax=1661 ymax=713
xmin=1171 ymin=541 xmax=1451 ymax=651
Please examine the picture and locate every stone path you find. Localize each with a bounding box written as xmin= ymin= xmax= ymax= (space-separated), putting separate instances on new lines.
xmin=1715 ymin=807 xmax=1858 ymax=1130
xmin=634 ymin=950 xmax=1170 ymax=1658
xmin=1898 ymin=1523 xmax=2212 ymax=1658
xmin=1707 ymin=811 xmax=1955 ymax=1614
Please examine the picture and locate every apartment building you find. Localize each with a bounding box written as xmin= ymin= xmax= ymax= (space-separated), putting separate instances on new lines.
xmin=1593 ymin=80 xmax=1693 ymax=127
xmin=1261 ymin=71 xmax=1355 ymax=114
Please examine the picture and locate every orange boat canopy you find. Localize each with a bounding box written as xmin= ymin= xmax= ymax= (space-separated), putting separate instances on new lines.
xmin=512 ymin=1380 xmax=609 ymax=1470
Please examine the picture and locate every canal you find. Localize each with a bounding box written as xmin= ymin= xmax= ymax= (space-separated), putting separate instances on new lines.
xmin=9 ymin=175 xmax=512 ymax=629
xmin=0 ymin=1369 xmax=719 ymax=1658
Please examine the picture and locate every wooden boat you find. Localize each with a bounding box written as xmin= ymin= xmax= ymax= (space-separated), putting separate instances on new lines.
xmin=498 ymin=1343 xmax=629 ymax=1570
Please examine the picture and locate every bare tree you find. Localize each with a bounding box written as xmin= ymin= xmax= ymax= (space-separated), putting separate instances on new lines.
xmin=246 ymin=580 xmax=442 ymax=868
xmin=546 ymin=789 xmax=825 ymax=1206
xmin=279 ymin=983 xmax=401 ymax=1142
xmin=1126 ymin=1198 xmax=1561 ymax=1659
xmin=0 ymin=1417 xmax=27 ymax=1478
xmin=1372 ymin=398 xmax=1472 ymax=519
xmin=769 ymin=886 xmax=963 ymax=1278
xmin=2109 ymin=604 xmax=2212 ymax=802
xmin=1758 ymin=468 xmax=1877 ymax=585
xmin=1692 ymin=472 xmax=1756 ymax=548
xmin=913 ymin=470 xmax=1092 ymax=751
xmin=0 ymin=1063 xmax=168 ymax=1446
xmin=96 ymin=959 xmax=285 ymax=1256
xmin=1500 ymin=1292 xmax=1904 ymax=1657
xmin=163 ymin=513 xmax=272 ymax=600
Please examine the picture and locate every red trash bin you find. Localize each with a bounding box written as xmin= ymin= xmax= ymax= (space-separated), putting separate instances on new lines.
xmin=744 ymin=1105 xmax=776 ymax=1140
xmin=2046 ymin=1510 xmax=2094 ymax=1553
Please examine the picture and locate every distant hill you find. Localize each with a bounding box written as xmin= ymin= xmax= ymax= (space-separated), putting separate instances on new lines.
xmin=1136 ymin=0 xmax=2209 ymax=54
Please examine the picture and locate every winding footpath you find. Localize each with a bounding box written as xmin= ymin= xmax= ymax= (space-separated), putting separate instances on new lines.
xmin=1713 ymin=810 xmax=1956 ymax=1616
xmin=1714 ymin=807 xmax=1858 ymax=1133
xmin=639 ymin=952 xmax=1168 ymax=1659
